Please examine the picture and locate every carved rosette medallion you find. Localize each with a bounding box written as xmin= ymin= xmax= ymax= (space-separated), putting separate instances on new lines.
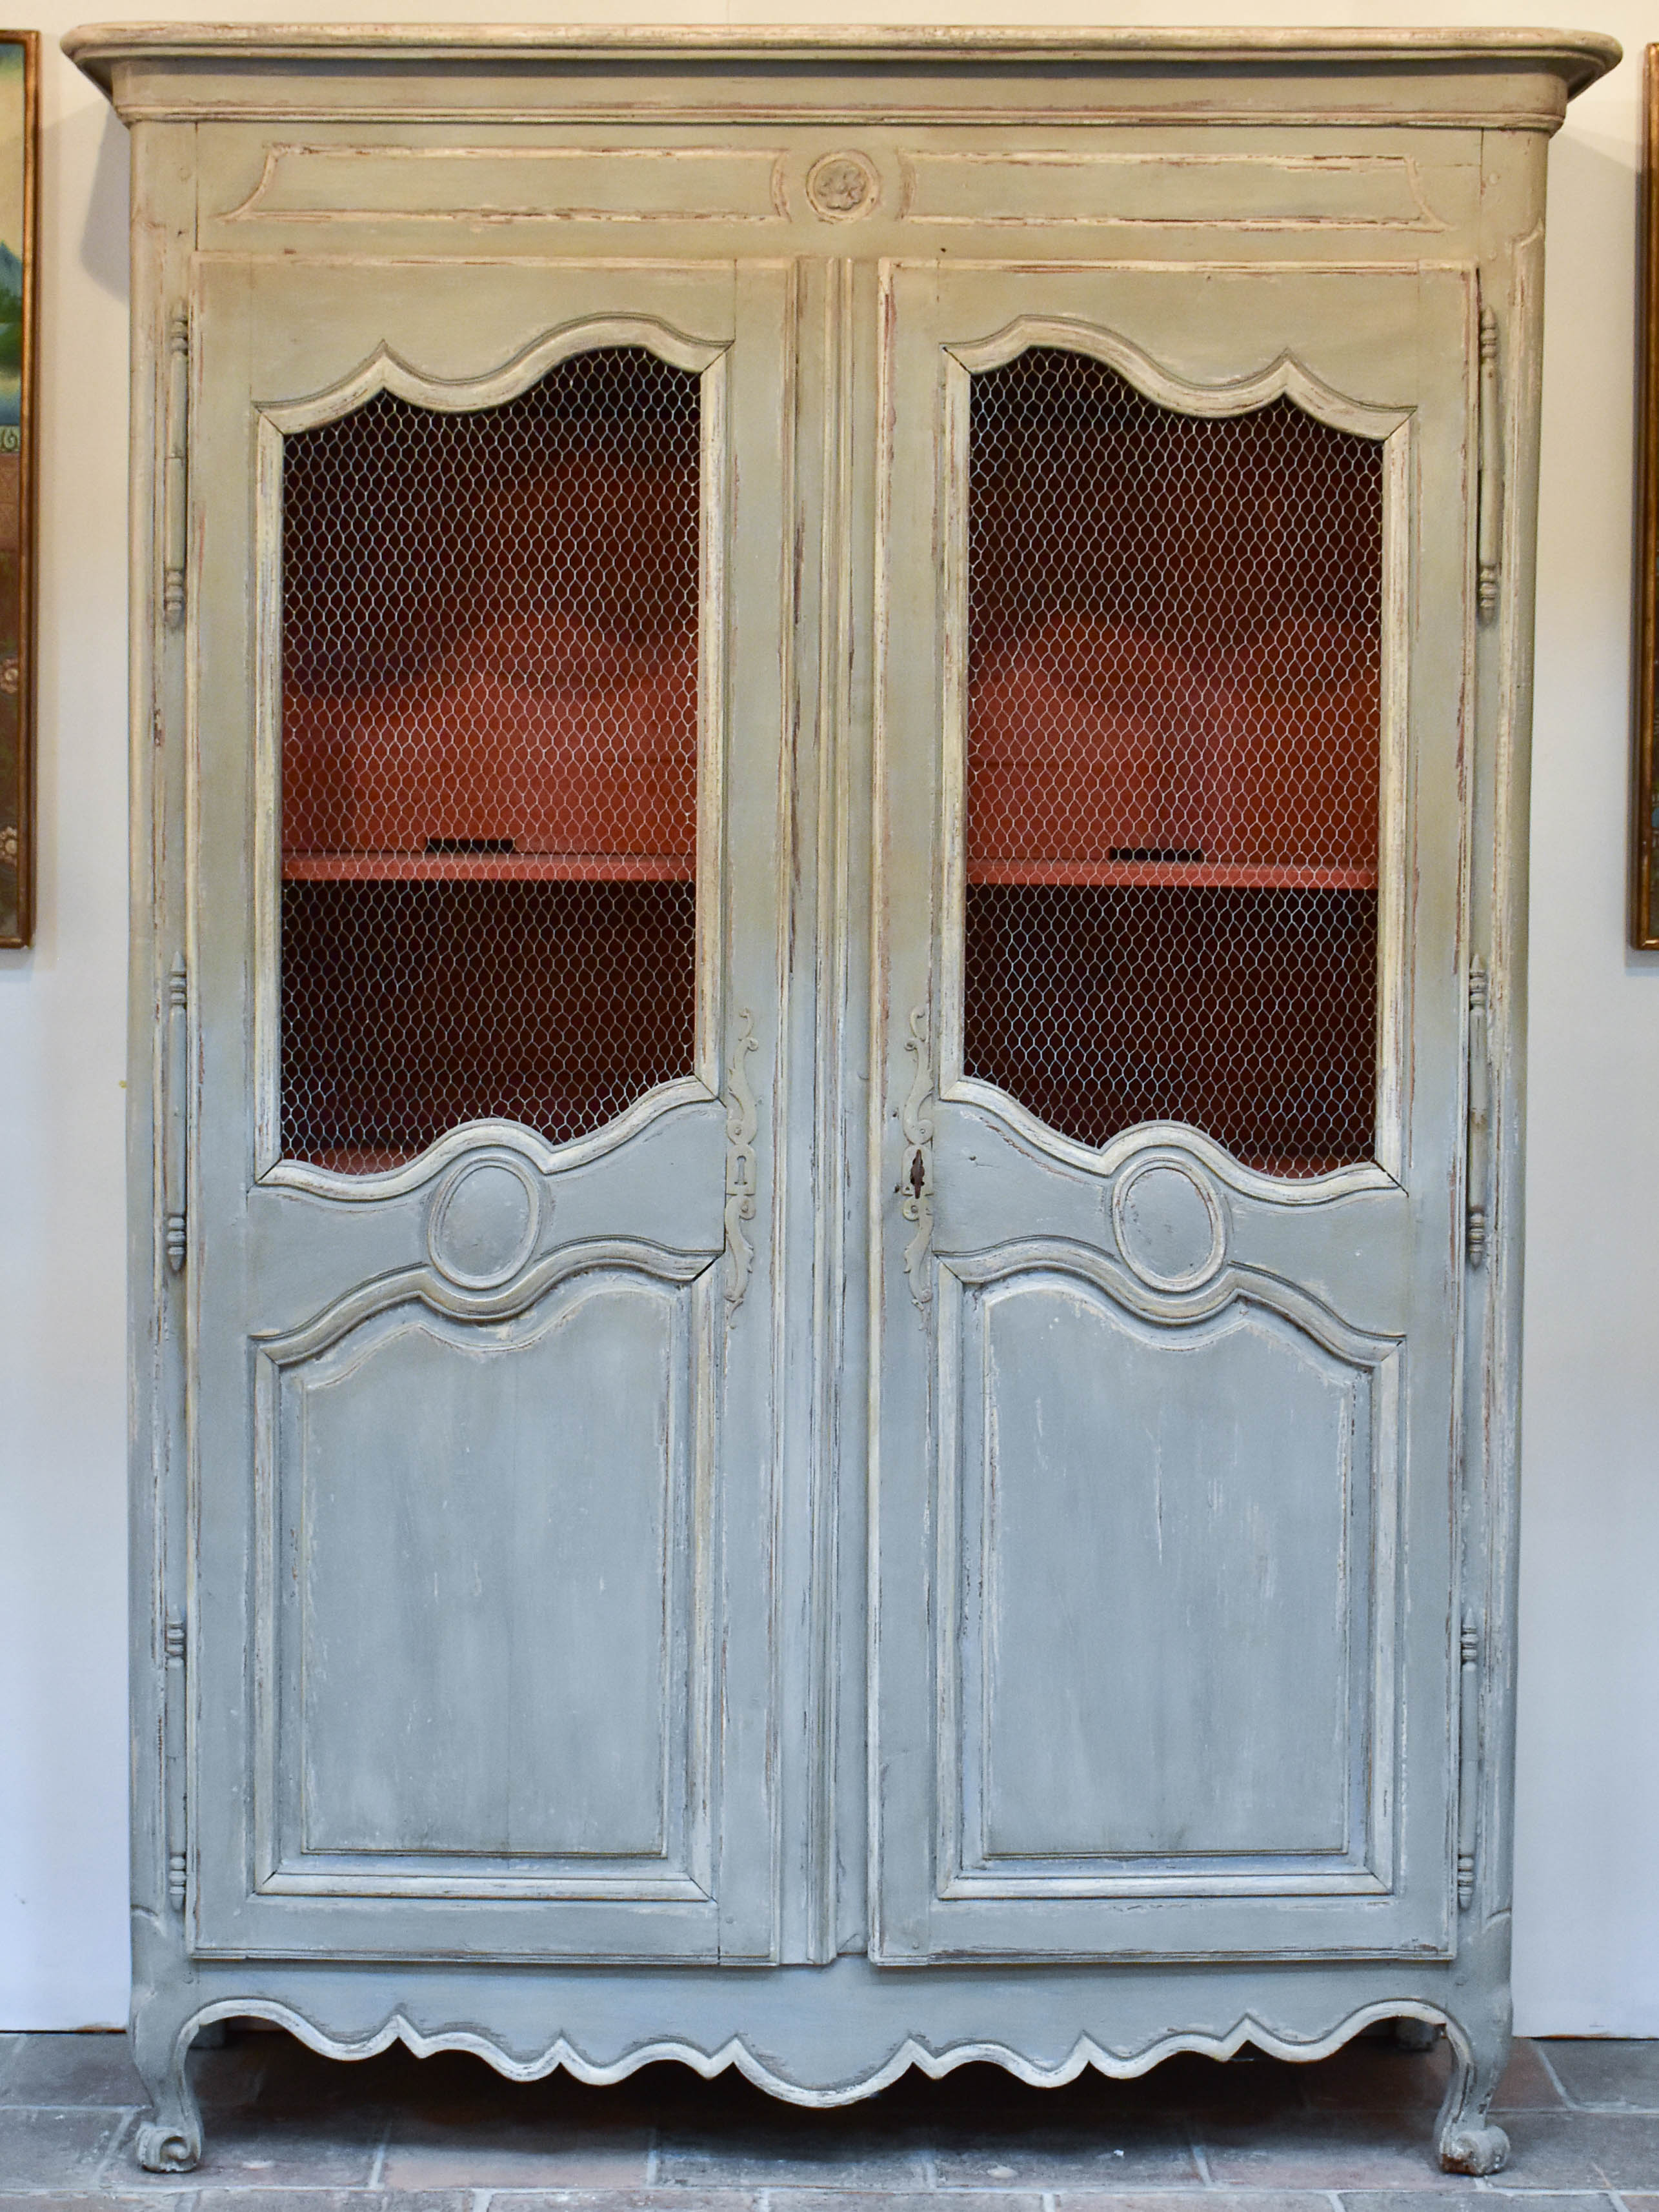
xmin=1111 ymin=1155 xmax=1227 ymax=1293
xmin=426 ymin=1154 xmax=543 ymax=1291
xmin=805 ymin=150 xmax=879 ymax=221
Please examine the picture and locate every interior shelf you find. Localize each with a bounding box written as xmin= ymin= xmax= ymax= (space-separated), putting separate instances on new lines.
xmin=967 ymin=860 xmax=1378 ymax=890
xmin=282 ymin=853 xmax=694 ymax=883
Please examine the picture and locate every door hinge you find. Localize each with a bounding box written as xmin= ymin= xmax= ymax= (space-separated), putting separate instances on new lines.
xmin=164 ymin=956 xmax=188 ymax=1273
xmin=1456 ymin=1610 xmax=1482 ymax=1911
xmin=1465 ymin=958 xmax=1490 ymax=1267
xmin=1477 ymin=303 xmax=1502 ymax=623
xmin=163 ymin=307 xmax=190 ymax=629
xmin=164 ymin=1611 xmax=187 ymax=1911
xmin=900 ymin=1005 xmax=934 ymax=1311
xmin=723 ymin=1009 xmax=759 ymax=1309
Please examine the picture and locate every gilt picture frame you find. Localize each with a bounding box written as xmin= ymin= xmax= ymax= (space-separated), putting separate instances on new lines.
xmin=1635 ymin=45 xmax=1659 ymax=948
xmin=0 ymin=30 xmax=37 ymax=949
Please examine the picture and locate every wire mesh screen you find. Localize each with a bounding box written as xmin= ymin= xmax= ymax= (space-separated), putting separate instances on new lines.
xmin=964 ymin=348 xmax=1383 ymax=1174
xmin=279 ymin=347 xmax=702 ymax=1171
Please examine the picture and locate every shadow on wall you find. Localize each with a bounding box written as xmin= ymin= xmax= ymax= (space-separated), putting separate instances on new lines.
xmin=74 ymin=98 xmax=126 ymax=301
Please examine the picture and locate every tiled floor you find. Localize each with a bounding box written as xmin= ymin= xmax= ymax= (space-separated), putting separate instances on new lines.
xmin=3 ymin=2031 xmax=1659 ymax=2209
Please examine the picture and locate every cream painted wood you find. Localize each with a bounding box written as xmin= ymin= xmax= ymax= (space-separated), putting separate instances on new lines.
xmin=65 ymin=19 xmax=1616 ymax=2183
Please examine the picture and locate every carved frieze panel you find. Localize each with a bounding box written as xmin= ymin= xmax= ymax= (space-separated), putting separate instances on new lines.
xmin=898 ymin=148 xmax=1447 ymax=230
xmin=219 ymin=140 xmax=790 ymax=226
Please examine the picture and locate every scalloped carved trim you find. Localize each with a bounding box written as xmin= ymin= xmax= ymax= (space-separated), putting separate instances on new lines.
xmin=259 ymin=1085 xmax=718 ymax=1203
xmin=945 ymin=1234 xmax=1400 ymax=1362
xmin=130 ymin=1966 xmax=1503 ymax=2173
xmin=165 ymin=1991 xmax=1465 ymax=2111
xmin=261 ymin=313 xmax=729 ymax=433
xmin=945 ymin=316 xmax=1411 ymax=439
xmin=254 ymin=1237 xmax=716 ymax=1360
xmin=945 ymin=1088 xmax=1403 ymax=1207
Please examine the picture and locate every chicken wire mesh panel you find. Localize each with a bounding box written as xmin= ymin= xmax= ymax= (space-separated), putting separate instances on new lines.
xmin=964 ymin=347 xmax=1383 ymax=1175
xmin=279 ymin=346 xmax=702 ymax=1171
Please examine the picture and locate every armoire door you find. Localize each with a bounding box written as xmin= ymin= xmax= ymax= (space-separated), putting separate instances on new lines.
xmin=184 ymin=256 xmax=792 ymax=1962
xmin=872 ymin=263 xmax=1474 ymax=1962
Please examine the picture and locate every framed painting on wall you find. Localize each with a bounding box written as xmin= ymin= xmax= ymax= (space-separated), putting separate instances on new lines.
xmin=0 ymin=29 xmax=35 ymax=949
xmin=1636 ymin=45 xmax=1659 ymax=948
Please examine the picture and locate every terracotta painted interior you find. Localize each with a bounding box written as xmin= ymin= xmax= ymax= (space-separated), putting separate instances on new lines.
xmin=279 ymin=343 xmax=1383 ymax=1176
xmin=963 ymin=351 xmax=1384 ymax=1172
xmin=278 ymin=348 xmax=701 ymax=1168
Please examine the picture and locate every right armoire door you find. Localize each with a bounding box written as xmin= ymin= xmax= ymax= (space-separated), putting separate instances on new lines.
xmin=871 ymin=263 xmax=1476 ymax=1964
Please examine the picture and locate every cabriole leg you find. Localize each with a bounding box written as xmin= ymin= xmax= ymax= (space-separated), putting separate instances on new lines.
xmin=130 ymin=1993 xmax=204 ymax=2173
xmin=1436 ymin=2007 xmax=1511 ymax=2175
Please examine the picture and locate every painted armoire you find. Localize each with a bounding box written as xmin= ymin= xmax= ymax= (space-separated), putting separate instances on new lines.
xmin=66 ymin=21 xmax=1618 ymax=2176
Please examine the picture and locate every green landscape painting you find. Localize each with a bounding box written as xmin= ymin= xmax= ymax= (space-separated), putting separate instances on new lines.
xmin=0 ymin=35 xmax=35 ymax=946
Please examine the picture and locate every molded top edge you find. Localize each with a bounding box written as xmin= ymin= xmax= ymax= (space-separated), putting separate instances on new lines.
xmin=61 ymin=21 xmax=1622 ymax=101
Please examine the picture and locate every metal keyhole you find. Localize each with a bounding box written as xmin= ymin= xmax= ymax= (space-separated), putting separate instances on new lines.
xmin=910 ymin=1151 xmax=926 ymax=1201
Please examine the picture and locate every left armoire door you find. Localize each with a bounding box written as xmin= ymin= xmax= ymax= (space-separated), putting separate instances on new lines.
xmin=182 ymin=256 xmax=792 ymax=1963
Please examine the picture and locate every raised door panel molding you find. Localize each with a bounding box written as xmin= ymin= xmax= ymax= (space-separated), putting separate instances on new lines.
xmin=258 ymin=1260 xmax=713 ymax=1902
xmin=939 ymin=1254 xmax=1398 ymax=1902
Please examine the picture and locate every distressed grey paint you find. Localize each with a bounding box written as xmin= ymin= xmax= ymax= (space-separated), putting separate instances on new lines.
xmin=287 ymin=1276 xmax=690 ymax=1867
xmin=62 ymin=17 xmax=1618 ymax=2182
xmin=872 ymin=259 xmax=1464 ymax=1971
xmin=965 ymin=1281 xmax=1362 ymax=1866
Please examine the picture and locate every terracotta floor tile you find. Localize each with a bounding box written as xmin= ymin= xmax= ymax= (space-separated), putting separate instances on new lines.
xmin=776 ymin=2194 xmax=1041 ymax=2212
xmin=1493 ymin=2040 xmax=1574 ymax=2111
xmin=1054 ymin=2193 xmax=1332 ymax=2212
xmin=0 ymin=2107 xmax=135 ymax=2189
xmin=1538 ymin=2044 xmax=1659 ymax=2114
xmin=1197 ymin=2112 xmax=1466 ymax=2187
xmin=492 ymin=2195 xmax=761 ymax=2212
xmin=0 ymin=2198 xmax=165 ymax=2212
xmin=110 ymin=2106 xmax=382 ymax=2191
xmin=1493 ymin=2111 xmax=1659 ymax=2190
xmin=930 ymin=2116 xmax=1200 ymax=2190
xmin=1336 ymin=2193 xmax=1614 ymax=2212
xmin=380 ymin=2115 xmax=652 ymax=2188
xmin=652 ymin=2133 xmax=932 ymax=2191
xmin=0 ymin=2033 xmax=146 ymax=2109
xmin=192 ymin=2196 xmax=468 ymax=2212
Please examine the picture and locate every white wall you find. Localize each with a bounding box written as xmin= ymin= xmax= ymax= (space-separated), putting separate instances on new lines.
xmin=1 ymin=0 xmax=1654 ymax=2034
